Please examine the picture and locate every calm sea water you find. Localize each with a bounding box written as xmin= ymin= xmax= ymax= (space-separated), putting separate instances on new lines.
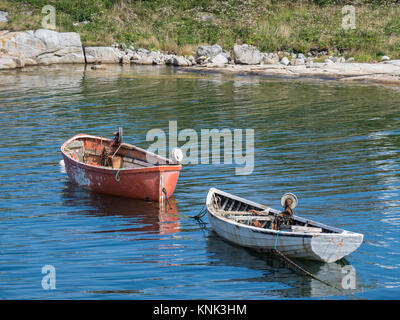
xmin=0 ymin=64 xmax=399 ymax=299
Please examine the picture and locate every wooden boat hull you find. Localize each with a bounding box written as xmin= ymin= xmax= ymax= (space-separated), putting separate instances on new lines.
xmin=61 ymin=134 xmax=181 ymax=202
xmin=206 ymin=188 xmax=363 ymax=263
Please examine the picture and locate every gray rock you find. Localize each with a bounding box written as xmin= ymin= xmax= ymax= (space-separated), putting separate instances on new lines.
xmin=0 ymin=56 xmax=17 ymax=69
xmin=137 ymin=47 xmax=149 ymax=55
xmin=297 ymin=53 xmax=305 ymax=59
xmin=131 ymin=55 xmax=155 ymax=65
xmin=195 ymin=55 xmax=209 ymax=64
xmin=171 ymin=56 xmax=191 ymax=66
xmin=261 ymin=53 xmax=279 ymax=64
xmin=383 ymin=59 xmax=400 ymax=65
xmin=0 ymin=29 xmax=85 ymax=68
xmin=0 ymin=11 xmax=8 ymax=23
xmin=337 ymin=57 xmax=346 ymax=63
xmin=196 ymin=44 xmax=222 ymax=60
xmin=209 ymin=53 xmax=228 ymax=67
xmin=261 ymin=56 xmax=275 ymax=65
xmin=346 ymin=57 xmax=355 ymax=63
xmin=291 ymin=58 xmax=305 ymax=66
xmin=149 ymin=50 xmax=161 ymax=59
xmin=187 ymin=55 xmax=196 ymax=65
xmin=84 ymin=47 xmax=123 ymax=64
xmin=121 ymin=55 xmax=131 ymax=64
xmin=0 ymin=54 xmax=25 ymax=69
xmin=233 ymin=44 xmax=262 ymax=65
xmin=36 ymin=29 xmax=82 ymax=51
xmin=324 ymin=58 xmax=335 ymax=65
xmin=149 ymin=52 xmax=163 ymax=64
xmin=221 ymin=51 xmax=231 ymax=61
xmin=381 ymin=55 xmax=390 ymax=62
xmin=128 ymin=45 xmax=135 ymax=51
xmin=280 ymin=56 xmax=290 ymax=66
xmin=1 ymin=31 xmax=45 ymax=58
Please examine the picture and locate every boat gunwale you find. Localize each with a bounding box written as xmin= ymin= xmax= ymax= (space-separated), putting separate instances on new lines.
xmin=61 ymin=134 xmax=182 ymax=173
xmin=206 ymin=187 xmax=362 ymax=239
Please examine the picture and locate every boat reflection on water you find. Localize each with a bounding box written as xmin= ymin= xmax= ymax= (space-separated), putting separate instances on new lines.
xmin=62 ymin=181 xmax=180 ymax=235
xmin=206 ymin=231 xmax=362 ymax=299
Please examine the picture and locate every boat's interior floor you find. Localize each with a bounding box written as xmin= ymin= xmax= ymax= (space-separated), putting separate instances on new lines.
xmin=212 ymin=193 xmax=337 ymax=234
xmin=64 ymin=139 xmax=156 ymax=170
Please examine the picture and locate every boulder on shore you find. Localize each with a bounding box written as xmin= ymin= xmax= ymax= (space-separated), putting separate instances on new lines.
xmin=280 ymin=56 xmax=290 ymax=66
xmin=0 ymin=29 xmax=85 ymax=69
xmin=196 ymin=44 xmax=222 ymax=61
xmin=291 ymin=58 xmax=305 ymax=66
xmin=233 ymin=44 xmax=262 ymax=65
xmin=84 ymin=47 xmax=123 ymax=64
xmin=166 ymin=55 xmax=192 ymax=67
xmin=209 ymin=53 xmax=228 ymax=67
xmin=131 ymin=53 xmax=155 ymax=65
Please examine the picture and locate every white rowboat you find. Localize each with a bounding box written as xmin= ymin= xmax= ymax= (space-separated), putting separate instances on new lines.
xmin=206 ymin=188 xmax=363 ymax=263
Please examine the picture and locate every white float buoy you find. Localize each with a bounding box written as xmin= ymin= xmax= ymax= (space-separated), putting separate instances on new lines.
xmin=171 ymin=147 xmax=183 ymax=163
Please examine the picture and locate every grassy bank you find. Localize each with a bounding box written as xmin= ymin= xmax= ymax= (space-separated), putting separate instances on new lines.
xmin=1 ymin=0 xmax=400 ymax=61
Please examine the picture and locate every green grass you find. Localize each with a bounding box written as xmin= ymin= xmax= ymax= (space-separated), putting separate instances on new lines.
xmin=1 ymin=0 xmax=400 ymax=60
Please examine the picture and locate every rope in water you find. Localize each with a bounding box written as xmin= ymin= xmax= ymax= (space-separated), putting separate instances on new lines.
xmin=271 ymin=246 xmax=362 ymax=300
xmin=191 ymin=204 xmax=207 ymax=219
xmin=270 ymin=226 xmax=349 ymax=292
xmin=270 ymin=226 xmax=361 ymax=298
xmin=272 ymin=248 xmax=340 ymax=290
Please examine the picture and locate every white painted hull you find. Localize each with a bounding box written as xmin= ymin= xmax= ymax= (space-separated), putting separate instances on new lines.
xmin=206 ymin=188 xmax=363 ymax=263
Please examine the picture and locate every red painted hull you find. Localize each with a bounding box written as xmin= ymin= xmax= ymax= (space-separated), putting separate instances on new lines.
xmin=61 ymin=134 xmax=181 ymax=202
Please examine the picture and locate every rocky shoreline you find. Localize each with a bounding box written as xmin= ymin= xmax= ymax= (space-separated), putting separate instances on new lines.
xmin=1 ymin=29 xmax=400 ymax=85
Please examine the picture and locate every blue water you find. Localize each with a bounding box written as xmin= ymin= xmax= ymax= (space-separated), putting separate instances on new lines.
xmin=0 ymin=64 xmax=399 ymax=299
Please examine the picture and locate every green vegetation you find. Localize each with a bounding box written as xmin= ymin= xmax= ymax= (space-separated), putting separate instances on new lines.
xmin=1 ymin=0 xmax=400 ymax=61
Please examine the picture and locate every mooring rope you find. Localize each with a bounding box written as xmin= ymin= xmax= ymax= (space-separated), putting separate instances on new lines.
xmin=272 ymin=248 xmax=338 ymax=288
xmin=115 ymin=169 xmax=121 ymax=182
xmin=190 ymin=204 xmax=207 ymax=219
xmin=162 ymin=187 xmax=172 ymax=210
xmin=271 ymin=248 xmax=361 ymax=299
xmin=274 ymin=230 xmax=280 ymax=250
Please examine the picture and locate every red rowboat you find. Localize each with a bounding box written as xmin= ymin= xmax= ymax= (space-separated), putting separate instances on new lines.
xmin=60 ymin=132 xmax=182 ymax=202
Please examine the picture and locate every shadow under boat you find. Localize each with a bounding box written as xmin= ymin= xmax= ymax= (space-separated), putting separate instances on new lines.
xmin=206 ymin=231 xmax=362 ymax=299
xmin=62 ymin=181 xmax=180 ymax=235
